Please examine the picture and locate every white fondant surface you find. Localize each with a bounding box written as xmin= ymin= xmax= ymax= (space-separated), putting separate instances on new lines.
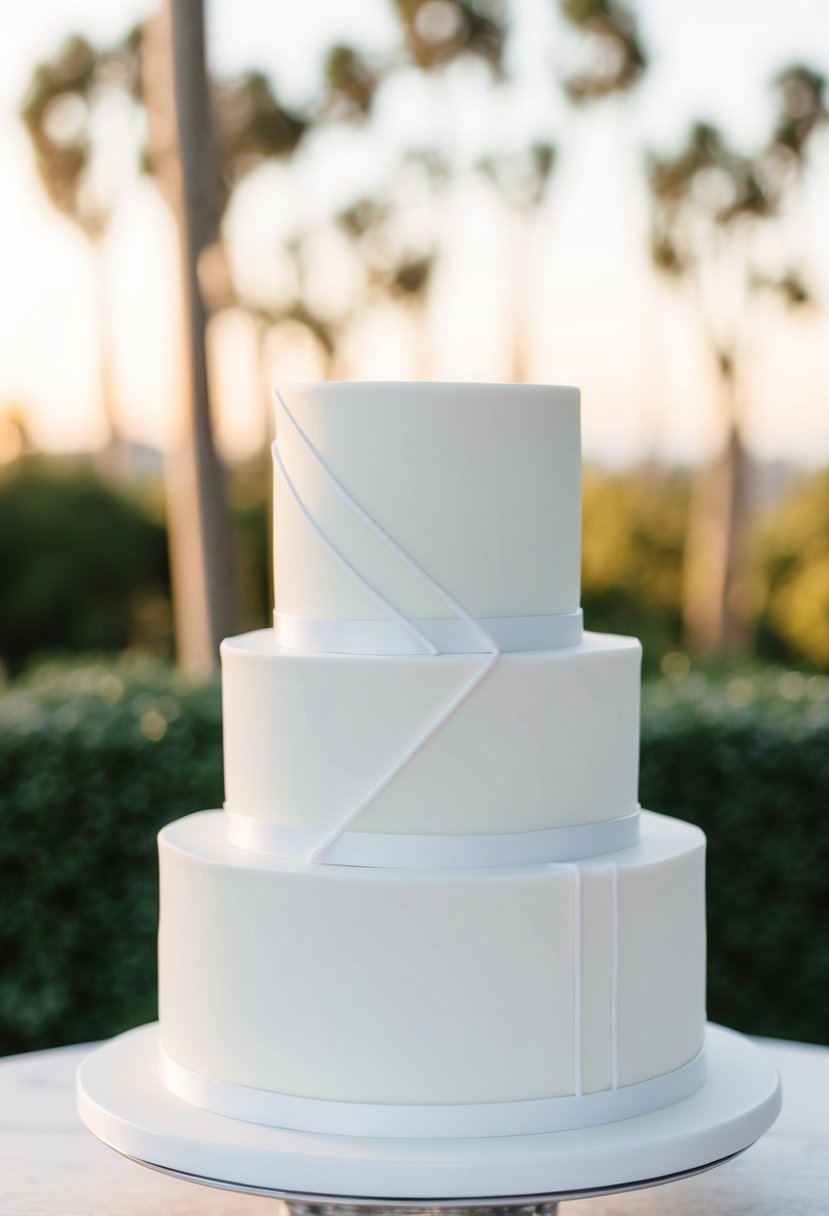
xmin=221 ymin=630 xmax=642 ymax=837
xmin=158 ymin=810 xmax=706 ymax=1108
xmin=273 ymin=381 xmax=581 ymax=622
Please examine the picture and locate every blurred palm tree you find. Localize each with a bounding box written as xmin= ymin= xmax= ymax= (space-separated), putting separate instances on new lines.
xmin=472 ymin=0 xmax=647 ymax=380
xmin=18 ymin=1 xmax=665 ymax=666
xmin=559 ymin=0 xmax=648 ymax=101
xmin=140 ymin=2 xmax=241 ymax=671
xmin=648 ymin=65 xmax=827 ymax=654
xmin=213 ymin=69 xmax=307 ymax=212
xmin=322 ymin=43 xmax=380 ymax=121
xmin=219 ymin=0 xmax=508 ymax=400
xmin=469 ymin=0 xmax=645 ymax=381
xmin=385 ymin=1 xmax=507 ymax=366
xmin=477 ymin=142 xmax=557 ymax=381
xmin=142 ymin=8 xmax=310 ymax=667
xmin=335 ymin=154 xmax=442 ymax=377
xmin=233 ymin=179 xmax=438 ymax=439
xmin=392 ymin=0 xmax=507 ymax=74
xmin=22 ymin=16 xmax=311 ymax=670
xmin=20 ymin=33 xmax=142 ymax=477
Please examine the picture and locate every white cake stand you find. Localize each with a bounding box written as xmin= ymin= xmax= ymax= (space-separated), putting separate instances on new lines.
xmin=77 ymin=1022 xmax=780 ymax=1214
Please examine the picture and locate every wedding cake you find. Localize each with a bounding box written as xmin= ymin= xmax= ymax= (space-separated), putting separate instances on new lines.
xmin=156 ymin=381 xmax=707 ymax=1140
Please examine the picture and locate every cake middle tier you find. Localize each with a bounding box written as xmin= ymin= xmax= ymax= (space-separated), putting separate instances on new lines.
xmin=222 ymin=629 xmax=641 ymax=839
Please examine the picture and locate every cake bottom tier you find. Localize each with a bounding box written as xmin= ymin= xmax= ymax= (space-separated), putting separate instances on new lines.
xmin=158 ymin=810 xmax=706 ymax=1121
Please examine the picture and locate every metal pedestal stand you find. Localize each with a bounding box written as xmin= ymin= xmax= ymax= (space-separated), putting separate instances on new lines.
xmin=283 ymin=1204 xmax=560 ymax=1216
xmin=286 ymin=1204 xmax=559 ymax=1216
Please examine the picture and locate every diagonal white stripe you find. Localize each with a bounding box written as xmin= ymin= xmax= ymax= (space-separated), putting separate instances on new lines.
xmin=272 ymin=442 xmax=438 ymax=657
xmin=274 ymin=388 xmax=495 ymax=651
xmin=272 ymin=387 xmax=501 ymax=863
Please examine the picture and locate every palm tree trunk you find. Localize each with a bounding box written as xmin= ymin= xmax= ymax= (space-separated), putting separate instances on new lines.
xmin=719 ymin=419 xmax=751 ymax=651
xmin=681 ymin=359 xmax=751 ymax=654
xmin=143 ymin=1 xmax=239 ymax=671
xmin=254 ymin=316 xmax=274 ymax=452
xmin=92 ymin=239 xmax=128 ymax=480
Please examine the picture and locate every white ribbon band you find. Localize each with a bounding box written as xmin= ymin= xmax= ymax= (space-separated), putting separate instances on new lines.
xmin=225 ymin=809 xmax=641 ymax=869
xmin=273 ymin=610 xmax=583 ymax=656
xmin=160 ymin=1043 xmax=706 ymax=1139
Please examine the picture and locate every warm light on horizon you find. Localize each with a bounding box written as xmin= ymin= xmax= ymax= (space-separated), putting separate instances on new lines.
xmin=1 ymin=0 xmax=828 ymax=468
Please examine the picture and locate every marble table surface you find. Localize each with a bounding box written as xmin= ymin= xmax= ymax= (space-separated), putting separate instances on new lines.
xmin=0 ymin=1035 xmax=827 ymax=1215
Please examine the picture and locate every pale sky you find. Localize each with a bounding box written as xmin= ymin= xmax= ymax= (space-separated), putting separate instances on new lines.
xmin=0 ymin=0 xmax=828 ymax=466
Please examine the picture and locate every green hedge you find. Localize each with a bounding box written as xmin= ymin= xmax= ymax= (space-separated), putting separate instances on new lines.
xmin=0 ymin=457 xmax=273 ymax=673
xmin=640 ymin=668 xmax=829 ymax=1044
xmin=0 ymin=658 xmax=222 ymax=1054
xmin=1 ymin=658 xmax=827 ymax=1055
xmin=0 ymin=461 xmax=170 ymax=672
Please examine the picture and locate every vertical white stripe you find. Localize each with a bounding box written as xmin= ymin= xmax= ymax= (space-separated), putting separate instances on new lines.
xmin=571 ymin=865 xmax=583 ymax=1098
xmin=548 ymin=862 xmax=583 ymax=1097
xmin=610 ymin=862 xmax=619 ymax=1090
xmin=548 ymin=863 xmax=621 ymax=1098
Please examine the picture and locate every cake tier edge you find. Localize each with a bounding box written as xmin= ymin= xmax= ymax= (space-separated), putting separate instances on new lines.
xmin=158 ymin=808 xmax=706 ymax=1110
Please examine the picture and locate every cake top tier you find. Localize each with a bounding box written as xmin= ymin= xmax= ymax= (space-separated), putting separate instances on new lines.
xmin=272 ymin=381 xmax=581 ymax=648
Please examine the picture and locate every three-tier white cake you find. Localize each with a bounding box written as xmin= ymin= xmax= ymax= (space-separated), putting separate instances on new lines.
xmin=156 ymin=381 xmax=707 ymax=1140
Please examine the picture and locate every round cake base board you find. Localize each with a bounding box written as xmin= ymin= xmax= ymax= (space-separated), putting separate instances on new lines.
xmin=77 ymin=1022 xmax=780 ymax=1203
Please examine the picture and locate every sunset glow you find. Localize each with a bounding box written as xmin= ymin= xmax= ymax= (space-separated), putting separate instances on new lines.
xmin=1 ymin=0 xmax=828 ymax=465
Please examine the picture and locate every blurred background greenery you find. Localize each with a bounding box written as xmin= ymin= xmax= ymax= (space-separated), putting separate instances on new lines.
xmin=1 ymin=0 xmax=828 ymax=1053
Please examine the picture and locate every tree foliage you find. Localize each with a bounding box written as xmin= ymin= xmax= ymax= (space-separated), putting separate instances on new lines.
xmin=392 ymin=0 xmax=508 ymax=74
xmin=0 ymin=462 xmax=168 ymax=671
xmin=756 ymin=470 xmax=829 ymax=669
xmin=645 ymin=63 xmax=827 ymax=656
xmin=20 ymin=31 xmax=141 ymax=236
xmin=582 ymin=469 xmax=686 ymax=664
xmin=648 ymin=66 xmax=827 ymax=304
xmin=322 ymin=44 xmax=380 ymax=119
xmin=560 ymin=0 xmax=647 ymax=102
